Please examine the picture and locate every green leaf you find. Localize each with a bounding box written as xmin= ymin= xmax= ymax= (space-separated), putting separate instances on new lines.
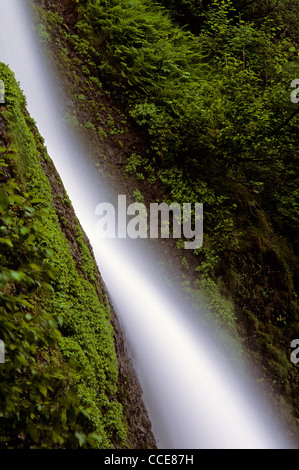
xmin=38 ymin=384 xmax=48 ymax=397
xmin=16 ymin=354 xmax=29 ymax=367
xmin=11 ymin=271 xmax=26 ymax=282
xmin=29 ymin=263 xmax=42 ymax=272
xmin=75 ymin=432 xmax=87 ymax=447
xmin=0 ymin=237 xmax=13 ymax=247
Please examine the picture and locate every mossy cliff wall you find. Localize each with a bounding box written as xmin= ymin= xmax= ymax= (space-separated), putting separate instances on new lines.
xmin=0 ymin=62 xmax=156 ymax=449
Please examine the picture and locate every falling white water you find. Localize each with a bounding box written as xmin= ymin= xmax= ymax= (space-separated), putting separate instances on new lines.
xmin=0 ymin=0 xmax=295 ymax=449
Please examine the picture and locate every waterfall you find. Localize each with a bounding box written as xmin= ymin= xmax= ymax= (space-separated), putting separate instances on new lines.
xmin=0 ymin=0 xmax=294 ymax=449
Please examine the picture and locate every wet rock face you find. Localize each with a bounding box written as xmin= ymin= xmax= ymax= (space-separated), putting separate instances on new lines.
xmin=109 ymin=301 xmax=157 ymax=449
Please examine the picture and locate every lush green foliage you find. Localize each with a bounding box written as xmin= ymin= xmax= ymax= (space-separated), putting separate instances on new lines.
xmin=74 ymin=0 xmax=297 ymax=166
xmin=72 ymin=0 xmax=298 ymax=303
xmin=0 ymin=148 xmax=89 ymax=447
xmin=0 ymin=63 xmax=126 ymax=448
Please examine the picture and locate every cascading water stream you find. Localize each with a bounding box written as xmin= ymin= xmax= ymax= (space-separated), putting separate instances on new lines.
xmin=0 ymin=0 xmax=295 ymax=449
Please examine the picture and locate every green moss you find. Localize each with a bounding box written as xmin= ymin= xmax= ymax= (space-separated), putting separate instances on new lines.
xmin=0 ymin=62 xmax=127 ymax=448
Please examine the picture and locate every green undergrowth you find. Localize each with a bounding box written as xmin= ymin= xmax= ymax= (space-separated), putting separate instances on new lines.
xmin=0 ymin=63 xmax=126 ymax=448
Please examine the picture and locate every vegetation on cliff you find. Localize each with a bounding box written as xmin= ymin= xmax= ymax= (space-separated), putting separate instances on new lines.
xmin=31 ymin=0 xmax=298 ymax=437
xmin=0 ymin=63 xmax=129 ymax=448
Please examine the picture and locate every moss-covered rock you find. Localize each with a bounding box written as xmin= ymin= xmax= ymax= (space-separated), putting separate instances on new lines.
xmin=0 ymin=62 xmax=156 ymax=449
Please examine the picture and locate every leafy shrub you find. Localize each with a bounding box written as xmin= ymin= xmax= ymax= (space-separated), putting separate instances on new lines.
xmin=0 ymin=149 xmax=85 ymax=447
